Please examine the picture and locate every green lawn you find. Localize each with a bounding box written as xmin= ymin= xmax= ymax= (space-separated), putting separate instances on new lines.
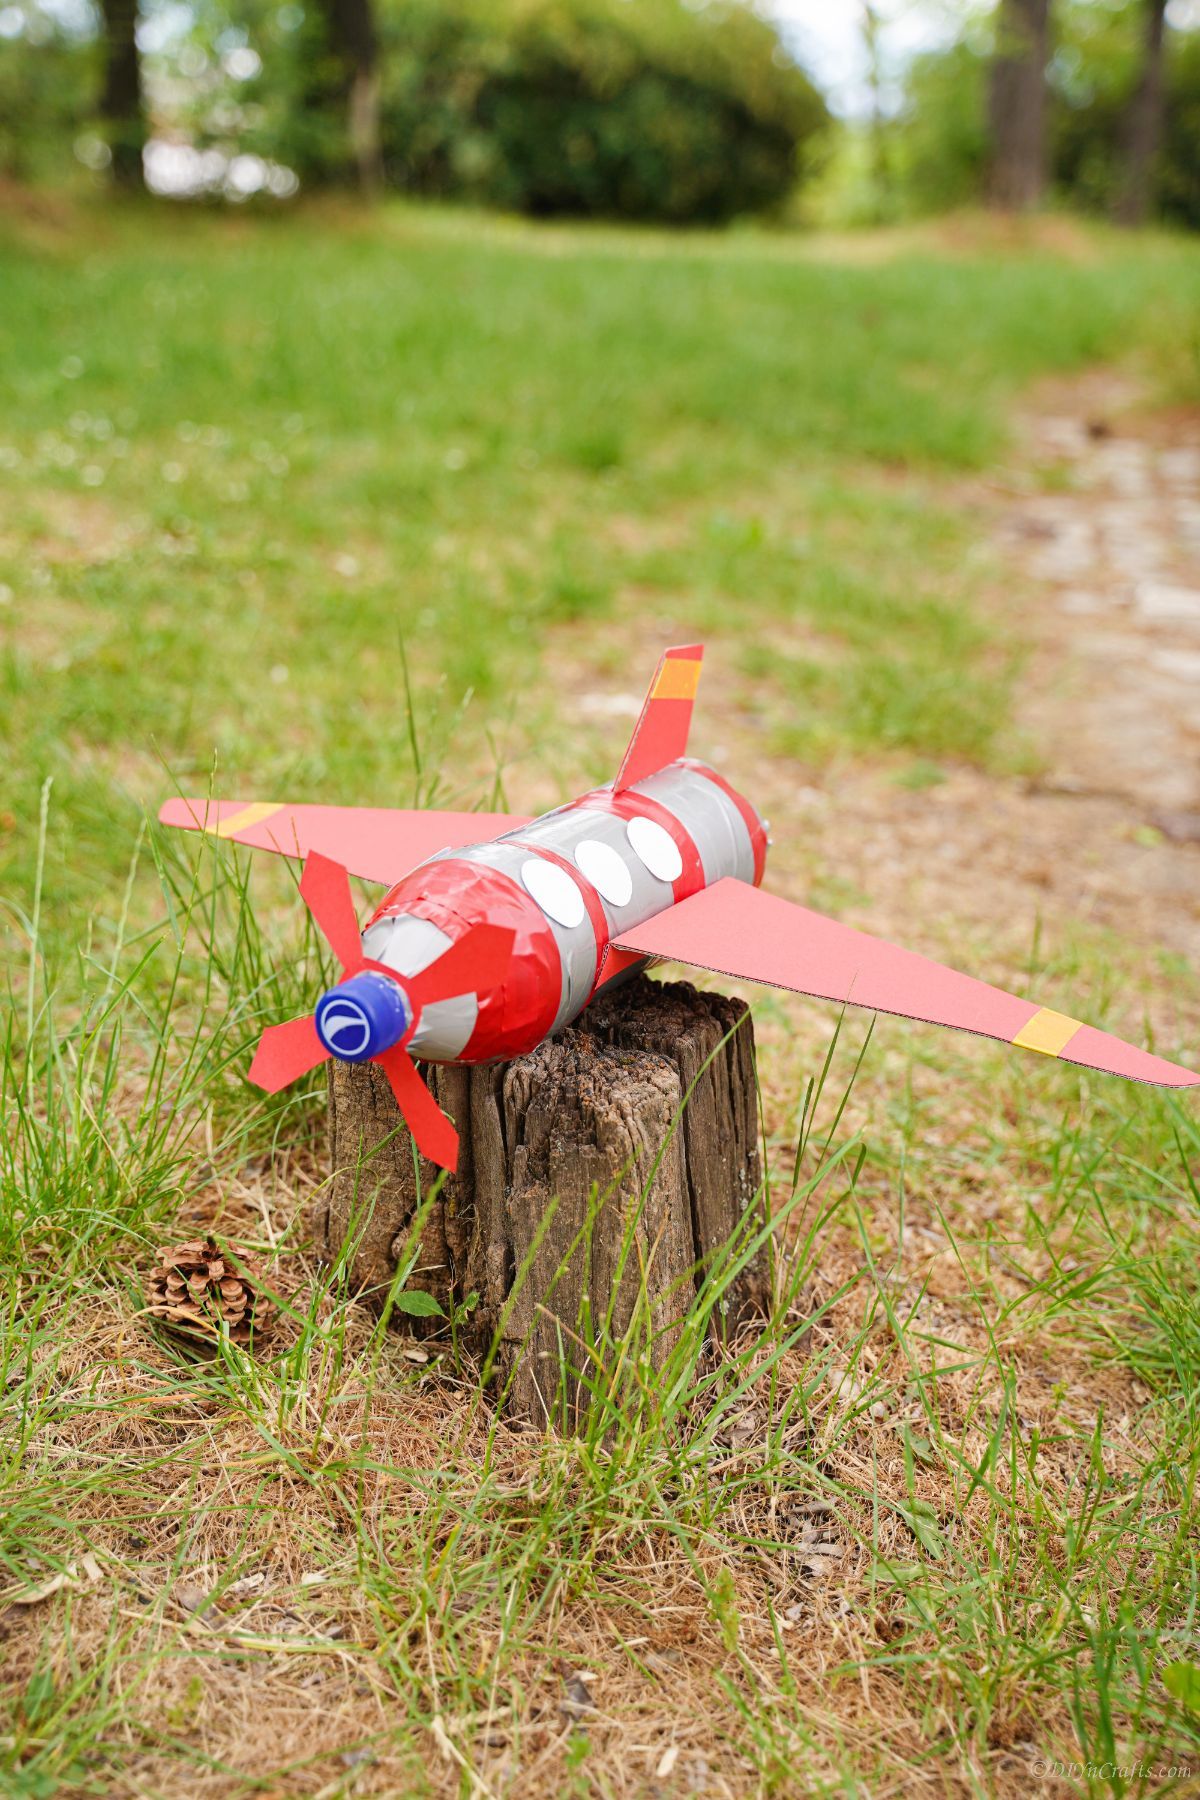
xmin=2 ymin=201 xmax=1197 ymax=925
xmin=1 ymin=199 xmax=1199 ymax=1798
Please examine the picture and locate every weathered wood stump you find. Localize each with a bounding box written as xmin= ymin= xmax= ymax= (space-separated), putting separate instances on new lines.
xmin=315 ymin=976 xmax=769 ymax=1424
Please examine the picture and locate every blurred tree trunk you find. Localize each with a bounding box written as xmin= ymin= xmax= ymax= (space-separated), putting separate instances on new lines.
xmin=862 ymin=2 xmax=893 ymax=223
xmin=987 ymin=0 xmax=1051 ymax=210
xmin=1116 ymin=0 xmax=1168 ymax=226
xmin=98 ymin=0 xmax=144 ymax=189
xmin=315 ymin=0 xmax=383 ymax=193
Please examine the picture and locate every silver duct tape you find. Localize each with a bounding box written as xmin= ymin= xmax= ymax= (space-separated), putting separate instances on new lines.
xmin=367 ymin=764 xmax=762 ymax=1050
xmin=361 ymin=912 xmax=452 ymax=977
xmin=507 ymin=804 xmax=675 ymax=939
xmin=411 ymin=994 xmax=479 ymax=1060
xmin=359 ymin=911 xmax=479 ymax=1058
xmin=635 ymin=763 xmax=756 ymax=885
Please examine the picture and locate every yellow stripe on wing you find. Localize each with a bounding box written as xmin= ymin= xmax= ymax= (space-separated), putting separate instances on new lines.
xmin=209 ymin=802 xmax=283 ymax=839
xmin=1012 ymin=1007 xmax=1082 ymax=1057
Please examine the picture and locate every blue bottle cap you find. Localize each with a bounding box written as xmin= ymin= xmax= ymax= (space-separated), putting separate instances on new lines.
xmin=314 ymin=971 xmax=410 ymax=1063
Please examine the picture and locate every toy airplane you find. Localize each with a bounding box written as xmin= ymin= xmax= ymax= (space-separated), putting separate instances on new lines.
xmin=160 ymin=645 xmax=1198 ymax=1170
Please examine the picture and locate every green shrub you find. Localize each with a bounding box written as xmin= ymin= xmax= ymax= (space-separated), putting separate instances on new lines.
xmin=892 ymin=38 xmax=990 ymax=216
xmin=1160 ymin=31 xmax=1200 ymax=228
xmin=1053 ymin=22 xmax=1200 ymax=228
xmin=378 ymin=0 xmax=828 ymax=222
xmin=1049 ymin=0 xmax=1144 ymax=216
xmin=0 ymin=9 xmax=95 ymax=183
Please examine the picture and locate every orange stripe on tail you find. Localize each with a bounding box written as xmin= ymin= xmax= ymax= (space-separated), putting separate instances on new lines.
xmin=613 ymin=644 xmax=703 ymax=792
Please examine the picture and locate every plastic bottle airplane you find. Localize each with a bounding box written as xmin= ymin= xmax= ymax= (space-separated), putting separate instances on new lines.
xmin=161 ymin=644 xmax=1198 ymax=1171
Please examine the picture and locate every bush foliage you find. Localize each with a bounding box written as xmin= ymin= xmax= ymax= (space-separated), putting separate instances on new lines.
xmin=0 ymin=8 xmax=94 ymax=183
xmin=0 ymin=0 xmax=824 ymax=220
xmin=1056 ymin=25 xmax=1200 ymax=229
xmin=377 ymin=0 xmax=827 ymax=221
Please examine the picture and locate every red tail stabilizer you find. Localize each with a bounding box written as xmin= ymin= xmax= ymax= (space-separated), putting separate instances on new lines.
xmin=613 ymin=645 xmax=703 ymax=792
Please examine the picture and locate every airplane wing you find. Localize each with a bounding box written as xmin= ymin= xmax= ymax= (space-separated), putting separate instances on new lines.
xmin=158 ymin=797 xmax=531 ymax=886
xmin=611 ymin=877 xmax=1199 ymax=1089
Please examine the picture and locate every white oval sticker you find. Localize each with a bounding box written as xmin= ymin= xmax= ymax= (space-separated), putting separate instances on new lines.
xmin=520 ymin=856 xmax=587 ymax=928
xmin=626 ymin=816 xmax=683 ymax=883
xmin=574 ymin=838 xmax=634 ymax=907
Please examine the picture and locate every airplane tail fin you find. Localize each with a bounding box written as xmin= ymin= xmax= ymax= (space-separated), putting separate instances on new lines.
xmin=612 ymin=644 xmax=703 ymax=792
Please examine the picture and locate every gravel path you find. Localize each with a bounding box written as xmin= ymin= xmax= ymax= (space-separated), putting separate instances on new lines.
xmin=1008 ymin=378 xmax=1200 ymax=814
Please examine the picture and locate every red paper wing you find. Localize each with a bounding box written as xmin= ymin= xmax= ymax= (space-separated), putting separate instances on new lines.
xmin=158 ymin=798 xmax=531 ymax=885
xmin=612 ymin=878 xmax=1200 ymax=1090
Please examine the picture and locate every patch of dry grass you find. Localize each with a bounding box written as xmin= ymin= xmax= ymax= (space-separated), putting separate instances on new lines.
xmin=3 ymin=858 xmax=1197 ymax=1798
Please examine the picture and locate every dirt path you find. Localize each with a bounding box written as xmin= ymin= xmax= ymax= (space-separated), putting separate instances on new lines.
xmin=970 ymin=372 xmax=1200 ymax=971
xmin=1010 ymin=373 xmax=1200 ymax=830
xmin=795 ymin=371 xmax=1200 ymax=980
xmin=812 ymin=382 xmax=1200 ymax=1079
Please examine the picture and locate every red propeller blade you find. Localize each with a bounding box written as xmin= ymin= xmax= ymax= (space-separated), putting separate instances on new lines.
xmin=407 ymin=924 xmax=515 ymax=1010
xmin=378 ymin=1045 xmax=461 ymax=1172
xmin=249 ymin=1014 xmax=330 ymax=1093
xmin=299 ymin=851 xmax=364 ymax=975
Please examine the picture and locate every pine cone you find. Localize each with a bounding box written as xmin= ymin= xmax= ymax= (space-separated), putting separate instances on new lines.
xmin=145 ymin=1238 xmax=273 ymax=1348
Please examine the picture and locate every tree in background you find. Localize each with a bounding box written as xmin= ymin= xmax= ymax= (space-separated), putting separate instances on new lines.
xmin=99 ymin=0 xmax=144 ymax=186
xmin=987 ymin=0 xmax=1052 ymax=208
xmin=861 ymin=1 xmax=894 ymax=221
xmin=892 ymin=0 xmax=1200 ymax=231
xmin=7 ymin=0 xmax=1196 ymax=228
xmin=302 ymin=0 xmax=383 ymax=191
xmin=1116 ymin=0 xmax=1167 ymax=225
xmin=1048 ymin=0 xmax=1200 ymax=228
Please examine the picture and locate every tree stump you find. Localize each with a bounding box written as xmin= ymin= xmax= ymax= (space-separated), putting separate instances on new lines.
xmin=315 ymin=975 xmax=769 ymax=1425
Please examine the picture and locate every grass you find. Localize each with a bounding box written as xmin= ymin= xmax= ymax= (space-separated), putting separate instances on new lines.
xmin=2 ymin=199 xmax=1200 ymax=928
xmin=1 ymin=196 xmax=1199 ymax=1796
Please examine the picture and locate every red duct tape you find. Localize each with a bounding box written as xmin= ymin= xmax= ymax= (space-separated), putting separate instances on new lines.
xmin=369 ymin=858 xmax=561 ymax=1062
